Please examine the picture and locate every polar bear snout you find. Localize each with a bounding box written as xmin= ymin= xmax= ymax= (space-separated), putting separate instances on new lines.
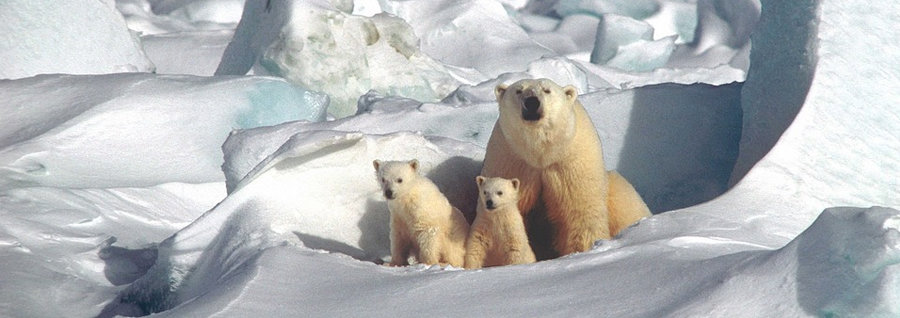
xmin=522 ymin=96 xmax=543 ymax=121
xmin=485 ymin=199 xmax=496 ymax=210
xmin=383 ymin=189 xmax=395 ymax=200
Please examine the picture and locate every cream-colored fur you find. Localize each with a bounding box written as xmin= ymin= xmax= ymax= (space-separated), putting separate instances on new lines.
xmin=465 ymin=176 xmax=536 ymax=269
xmin=482 ymin=78 xmax=651 ymax=258
xmin=374 ymin=159 xmax=469 ymax=267
xmin=607 ymin=171 xmax=651 ymax=237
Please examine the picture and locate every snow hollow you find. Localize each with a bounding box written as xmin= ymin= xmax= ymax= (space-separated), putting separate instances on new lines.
xmin=1 ymin=0 xmax=899 ymax=317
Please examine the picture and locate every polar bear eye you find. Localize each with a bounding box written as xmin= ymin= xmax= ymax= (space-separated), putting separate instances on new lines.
xmin=396 ymin=178 xmax=403 ymax=183
xmin=381 ymin=178 xmax=386 ymax=183
xmin=497 ymin=191 xmax=503 ymax=196
xmin=543 ymin=88 xmax=551 ymax=94
xmin=515 ymin=89 xmax=523 ymax=95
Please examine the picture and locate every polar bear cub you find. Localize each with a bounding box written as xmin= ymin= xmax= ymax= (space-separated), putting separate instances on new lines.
xmin=465 ymin=176 xmax=536 ymax=268
xmin=373 ymin=159 xmax=469 ymax=267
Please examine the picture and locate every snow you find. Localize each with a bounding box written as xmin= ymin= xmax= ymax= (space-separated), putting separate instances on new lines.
xmin=380 ymin=0 xmax=553 ymax=80
xmin=147 ymin=0 xmax=246 ymax=24
xmin=556 ymin=0 xmax=661 ymax=20
xmin=140 ymin=30 xmax=234 ymax=76
xmin=1 ymin=0 xmax=900 ymax=317
xmin=0 ymin=0 xmax=155 ymax=79
xmin=0 ymin=73 xmax=327 ymax=189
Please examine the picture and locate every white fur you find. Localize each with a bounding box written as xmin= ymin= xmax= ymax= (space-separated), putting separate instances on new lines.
xmin=374 ymin=159 xmax=469 ymax=266
xmin=465 ymin=176 xmax=536 ymax=268
xmin=483 ymin=78 xmax=651 ymax=258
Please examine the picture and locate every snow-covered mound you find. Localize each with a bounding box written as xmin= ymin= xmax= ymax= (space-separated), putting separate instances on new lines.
xmin=534 ymin=0 xmax=758 ymax=77
xmin=217 ymin=0 xmax=458 ymax=117
xmin=379 ymin=0 xmax=553 ymax=80
xmin=0 ymin=73 xmax=327 ymax=189
xmin=0 ymin=0 xmax=154 ymax=79
xmin=116 ymin=0 xmax=238 ymax=35
xmin=220 ymin=96 xmax=496 ymax=193
xmin=0 ymin=182 xmax=222 ymax=318
xmin=147 ymin=0 xmax=246 ymax=25
xmin=676 ymin=206 xmax=900 ymax=317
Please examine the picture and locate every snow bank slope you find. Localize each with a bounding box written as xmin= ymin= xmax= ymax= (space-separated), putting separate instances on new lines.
xmin=670 ymin=206 xmax=900 ymax=317
xmin=115 ymin=132 xmax=483 ymax=314
xmin=137 ymin=205 xmax=900 ymax=317
xmin=0 ymin=0 xmax=154 ymax=79
xmin=0 ymin=73 xmax=327 ymax=189
xmin=0 ymin=183 xmax=221 ymax=318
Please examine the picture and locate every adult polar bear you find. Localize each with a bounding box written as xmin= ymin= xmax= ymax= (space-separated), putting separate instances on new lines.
xmin=482 ymin=78 xmax=650 ymax=259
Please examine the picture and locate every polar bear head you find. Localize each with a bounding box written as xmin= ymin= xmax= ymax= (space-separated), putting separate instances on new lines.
xmin=475 ymin=176 xmax=520 ymax=211
xmin=494 ymin=78 xmax=580 ymax=168
xmin=373 ymin=159 xmax=419 ymax=200
xmin=495 ymin=78 xmax=578 ymax=124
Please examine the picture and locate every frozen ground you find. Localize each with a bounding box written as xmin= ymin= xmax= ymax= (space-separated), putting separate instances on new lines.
xmin=1 ymin=0 xmax=899 ymax=317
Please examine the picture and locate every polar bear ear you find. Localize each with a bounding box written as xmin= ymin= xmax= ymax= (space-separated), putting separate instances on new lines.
xmin=373 ymin=160 xmax=381 ymax=171
xmin=475 ymin=176 xmax=485 ymax=187
xmin=408 ymin=159 xmax=419 ymax=171
xmin=510 ymin=178 xmax=520 ymax=191
xmin=563 ymin=85 xmax=578 ymax=102
xmin=494 ymin=84 xmax=509 ymax=101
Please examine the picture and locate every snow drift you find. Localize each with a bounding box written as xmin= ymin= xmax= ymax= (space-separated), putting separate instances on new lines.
xmin=0 ymin=73 xmax=327 ymax=189
xmin=0 ymin=0 xmax=155 ymax=79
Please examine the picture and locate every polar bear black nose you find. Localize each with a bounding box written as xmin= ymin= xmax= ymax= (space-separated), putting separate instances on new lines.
xmin=522 ymin=96 xmax=542 ymax=121
xmin=485 ymin=199 xmax=495 ymax=210
xmin=384 ymin=189 xmax=394 ymax=200
xmin=524 ymin=96 xmax=541 ymax=112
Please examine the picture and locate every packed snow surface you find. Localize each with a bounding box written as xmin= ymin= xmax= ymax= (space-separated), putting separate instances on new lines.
xmin=1 ymin=0 xmax=899 ymax=317
xmin=0 ymin=0 xmax=155 ymax=79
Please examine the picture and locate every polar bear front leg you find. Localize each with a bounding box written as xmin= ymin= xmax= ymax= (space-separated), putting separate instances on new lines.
xmin=389 ymin=227 xmax=411 ymax=266
xmin=556 ymin=214 xmax=608 ymax=254
xmin=504 ymin=231 xmax=537 ymax=265
xmin=464 ymin=226 xmax=490 ymax=269
xmin=414 ymin=227 xmax=441 ymax=265
xmin=542 ymin=166 xmax=611 ymax=255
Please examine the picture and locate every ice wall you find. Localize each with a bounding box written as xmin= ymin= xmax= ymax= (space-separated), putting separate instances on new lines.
xmin=695 ymin=0 xmax=900 ymax=241
xmin=728 ymin=0 xmax=818 ymax=183
xmin=0 ymin=0 xmax=155 ymax=79
xmin=217 ymin=0 xmax=458 ymax=118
